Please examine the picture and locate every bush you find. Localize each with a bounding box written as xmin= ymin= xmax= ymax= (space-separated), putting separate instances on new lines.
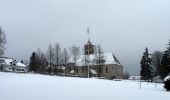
xmin=164 ymin=76 xmax=170 ymax=91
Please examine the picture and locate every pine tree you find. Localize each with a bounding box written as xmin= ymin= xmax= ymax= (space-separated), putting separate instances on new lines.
xmin=29 ymin=52 xmax=38 ymax=72
xmin=140 ymin=48 xmax=152 ymax=81
xmin=159 ymin=40 xmax=170 ymax=79
xmin=0 ymin=28 xmax=6 ymax=57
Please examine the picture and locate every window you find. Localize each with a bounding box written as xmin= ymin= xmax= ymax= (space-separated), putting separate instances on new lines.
xmin=106 ymin=67 xmax=108 ymax=73
xmin=82 ymin=67 xmax=84 ymax=73
xmin=76 ymin=68 xmax=78 ymax=73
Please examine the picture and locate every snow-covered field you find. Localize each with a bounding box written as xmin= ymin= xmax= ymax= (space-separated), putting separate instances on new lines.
xmin=0 ymin=72 xmax=169 ymax=100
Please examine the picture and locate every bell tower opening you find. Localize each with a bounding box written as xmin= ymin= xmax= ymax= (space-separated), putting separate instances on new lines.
xmin=84 ymin=40 xmax=94 ymax=55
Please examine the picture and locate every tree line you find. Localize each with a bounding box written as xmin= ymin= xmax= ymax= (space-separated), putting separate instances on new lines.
xmin=29 ymin=43 xmax=105 ymax=75
xmin=29 ymin=43 xmax=72 ymax=74
xmin=140 ymin=40 xmax=170 ymax=81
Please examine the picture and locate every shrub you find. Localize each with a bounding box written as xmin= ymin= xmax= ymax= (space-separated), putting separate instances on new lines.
xmin=164 ymin=76 xmax=170 ymax=91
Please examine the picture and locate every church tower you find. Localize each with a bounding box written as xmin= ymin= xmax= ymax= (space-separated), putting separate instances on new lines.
xmin=84 ymin=27 xmax=94 ymax=55
xmin=84 ymin=40 xmax=94 ymax=55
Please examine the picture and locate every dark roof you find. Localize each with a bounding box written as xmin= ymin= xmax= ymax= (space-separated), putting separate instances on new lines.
xmin=112 ymin=53 xmax=121 ymax=65
xmin=87 ymin=40 xmax=93 ymax=45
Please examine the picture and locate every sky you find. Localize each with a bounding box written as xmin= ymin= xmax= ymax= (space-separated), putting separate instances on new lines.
xmin=0 ymin=0 xmax=170 ymax=74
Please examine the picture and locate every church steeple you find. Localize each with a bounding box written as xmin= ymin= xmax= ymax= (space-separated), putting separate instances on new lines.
xmin=84 ymin=40 xmax=94 ymax=55
xmin=84 ymin=27 xmax=94 ymax=55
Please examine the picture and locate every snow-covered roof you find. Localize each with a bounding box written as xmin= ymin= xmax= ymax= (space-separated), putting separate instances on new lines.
xmin=69 ymin=53 xmax=121 ymax=67
xmin=0 ymin=57 xmax=27 ymax=68
xmin=16 ymin=62 xmax=27 ymax=67
xmin=164 ymin=76 xmax=170 ymax=81
xmin=0 ymin=57 xmax=14 ymax=65
xmin=129 ymin=76 xmax=141 ymax=80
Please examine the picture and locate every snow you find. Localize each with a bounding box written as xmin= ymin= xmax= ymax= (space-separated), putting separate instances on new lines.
xmin=90 ymin=69 xmax=97 ymax=74
xmin=70 ymin=70 xmax=74 ymax=74
xmin=16 ymin=62 xmax=26 ymax=67
xmin=0 ymin=72 xmax=169 ymax=100
xmin=129 ymin=76 xmax=141 ymax=80
xmin=164 ymin=75 xmax=170 ymax=81
xmin=0 ymin=58 xmax=14 ymax=65
xmin=69 ymin=53 xmax=120 ymax=67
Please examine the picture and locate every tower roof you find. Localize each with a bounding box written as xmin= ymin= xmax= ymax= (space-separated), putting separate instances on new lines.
xmin=87 ymin=40 xmax=93 ymax=45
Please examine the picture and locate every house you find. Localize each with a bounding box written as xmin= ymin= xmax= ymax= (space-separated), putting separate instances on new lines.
xmin=129 ymin=75 xmax=141 ymax=80
xmin=14 ymin=62 xmax=28 ymax=73
xmin=66 ymin=40 xmax=123 ymax=79
xmin=0 ymin=57 xmax=14 ymax=72
xmin=0 ymin=57 xmax=28 ymax=73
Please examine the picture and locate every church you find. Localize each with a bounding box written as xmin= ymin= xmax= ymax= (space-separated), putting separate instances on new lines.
xmin=66 ymin=40 xmax=123 ymax=80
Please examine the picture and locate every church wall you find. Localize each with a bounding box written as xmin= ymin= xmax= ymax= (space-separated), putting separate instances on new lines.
xmin=101 ymin=64 xmax=123 ymax=79
xmin=65 ymin=63 xmax=123 ymax=79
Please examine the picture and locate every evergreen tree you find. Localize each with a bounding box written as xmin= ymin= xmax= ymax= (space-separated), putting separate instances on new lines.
xmin=140 ymin=48 xmax=152 ymax=81
xmin=29 ymin=51 xmax=48 ymax=73
xmin=159 ymin=40 xmax=170 ymax=79
xmin=29 ymin=52 xmax=38 ymax=72
xmin=0 ymin=27 xmax=6 ymax=57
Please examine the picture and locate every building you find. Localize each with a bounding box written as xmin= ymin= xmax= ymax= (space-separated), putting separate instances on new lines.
xmin=0 ymin=57 xmax=28 ymax=73
xmin=0 ymin=57 xmax=14 ymax=72
xmin=66 ymin=40 xmax=123 ymax=79
xmin=14 ymin=62 xmax=28 ymax=73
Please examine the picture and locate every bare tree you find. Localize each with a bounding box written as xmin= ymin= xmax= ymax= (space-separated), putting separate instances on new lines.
xmin=46 ymin=43 xmax=54 ymax=67
xmin=53 ymin=42 xmax=61 ymax=74
xmin=23 ymin=59 xmax=29 ymax=66
xmin=54 ymin=42 xmax=61 ymax=66
xmin=94 ymin=45 xmax=105 ymax=77
xmin=151 ymin=51 xmax=163 ymax=76
xmin=37 ymin=48 xmax=42 ymax=58
xmin=70 ymin=45 xmax=80 ymax=74
xmin=0 ymin=28 xmax=6 ymax=57
xmin=62 ymin=48 xmax=70 ymax=75
xmin=63 ymin=48 xmax=70 ymax=66
xmin=70 ymin=45 xmax=80 ymax=64
xmin=46 ymin=43 xmax=54 ymax=74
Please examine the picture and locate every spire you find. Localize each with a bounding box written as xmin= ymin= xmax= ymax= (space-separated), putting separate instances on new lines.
xmin=87 ymin=27 xmax=90 ymax=41
xmin=84 ymin=27 xmax=94 ymax=55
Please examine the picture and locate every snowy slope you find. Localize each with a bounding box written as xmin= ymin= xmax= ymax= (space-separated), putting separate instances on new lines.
xmin=0 ymin=72 xmax=169 ymax=100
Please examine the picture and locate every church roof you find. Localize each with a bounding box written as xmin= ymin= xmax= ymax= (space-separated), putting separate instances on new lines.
xmin=68 ymin=53 xmax=122 ymax=67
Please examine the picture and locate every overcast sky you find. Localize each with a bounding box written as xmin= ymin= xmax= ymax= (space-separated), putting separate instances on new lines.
xmin=0 ymin=0 xmax=170 ymax=74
